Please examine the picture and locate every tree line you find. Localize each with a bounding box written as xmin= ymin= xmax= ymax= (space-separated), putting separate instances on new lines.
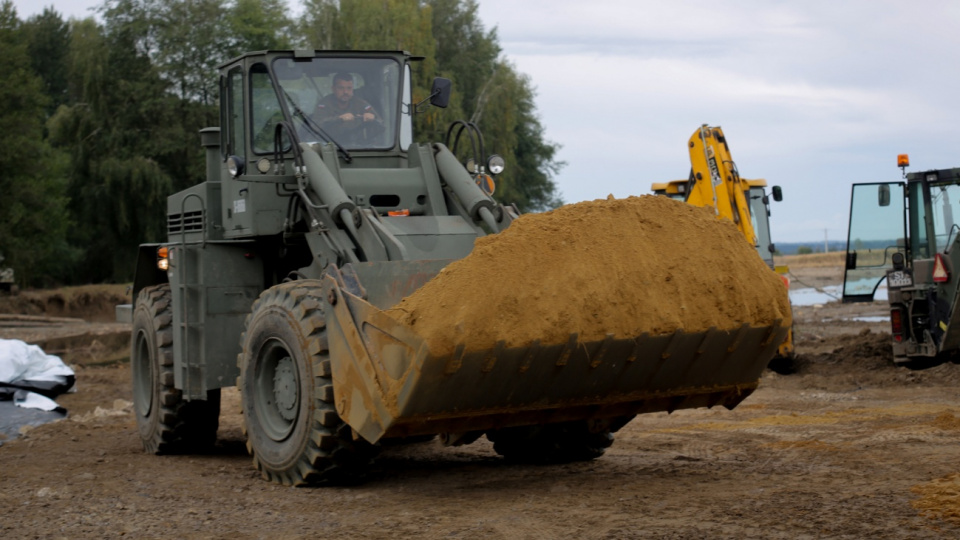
xmin=0 ymin=0 xmax=563 ymax=287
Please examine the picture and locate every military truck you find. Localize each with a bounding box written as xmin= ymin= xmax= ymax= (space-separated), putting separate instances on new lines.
xmin=843 ymin=155 xmax=960 ymax=369
xmin=122 ymin=50 xmax=789 ymax=485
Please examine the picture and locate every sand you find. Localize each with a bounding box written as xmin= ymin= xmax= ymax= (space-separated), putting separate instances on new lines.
xmin=386 ymin=195 xmax=791 ymax=355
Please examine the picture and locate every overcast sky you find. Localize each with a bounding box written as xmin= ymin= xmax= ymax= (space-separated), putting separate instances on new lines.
xmin=12 ymin=0 xmax=960 ymax=243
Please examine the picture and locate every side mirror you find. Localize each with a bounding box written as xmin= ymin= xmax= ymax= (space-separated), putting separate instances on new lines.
xmin=772 ymin=185 xmax=783 ymax=202
xmin=878 ymin=184 xmax=891 ymax=207
xmin=430 ymin=77 xmax=452 ymax=109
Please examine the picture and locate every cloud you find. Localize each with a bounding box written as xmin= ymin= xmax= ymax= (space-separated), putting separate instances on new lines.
xmin=476 ymin=0 xmax=960 ymax=242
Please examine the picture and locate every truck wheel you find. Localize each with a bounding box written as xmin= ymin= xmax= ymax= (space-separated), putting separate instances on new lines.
xmin=131 ymin=284 xmax=220 ymax=454
xmin=238 ymin=281 xmax=378 ymax=486
xmin=487 ymin=419 xmax=620 ymax=463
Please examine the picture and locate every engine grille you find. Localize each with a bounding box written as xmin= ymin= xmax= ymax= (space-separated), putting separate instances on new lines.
xmin=168 ymin=210 xmax=204 ymax=234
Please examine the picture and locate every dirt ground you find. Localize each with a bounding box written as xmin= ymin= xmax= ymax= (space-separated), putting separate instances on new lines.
xmin=1 ymin=262 xmax=959 ymax=539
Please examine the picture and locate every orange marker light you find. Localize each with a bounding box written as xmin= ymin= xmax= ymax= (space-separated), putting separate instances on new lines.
xmin=897 ymin=154 xmax=910 ymax=167
xmin=388 ymin=209 xmax=410 ymax=217
xmin=476 ymin=175 xmax=496 ymax=195
xmin=157 ymin=246 xmax=168 ymax=259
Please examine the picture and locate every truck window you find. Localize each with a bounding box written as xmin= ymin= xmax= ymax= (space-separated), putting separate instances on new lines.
xmin=928 ymin=182 xmax=960 ymax=253
xmin=250 ymin=63 xmax=287 ymax=155
xmin=226 ymin=67 xmax=245 ymax=158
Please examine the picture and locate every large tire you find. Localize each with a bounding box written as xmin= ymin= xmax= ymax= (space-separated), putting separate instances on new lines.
xmin=131 ymin=284 xmax=220 ymax=454
xmin=238 ymin=281 xmax=378 ymax=486
xmin=487 ymin=417 xmax=632 ymax=464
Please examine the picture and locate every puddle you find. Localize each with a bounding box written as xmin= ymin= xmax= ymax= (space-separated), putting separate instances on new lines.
xmin=789 ymin=284 xmax=888 ymax=306
xmin=822 ymin=316 xmax=890 ymax=323
xmin=851 ymin=316 xmax=890 ymax=323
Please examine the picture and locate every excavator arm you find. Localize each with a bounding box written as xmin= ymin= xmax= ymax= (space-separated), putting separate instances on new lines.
xmin=685 ymin=125 xmax=758 ymax=247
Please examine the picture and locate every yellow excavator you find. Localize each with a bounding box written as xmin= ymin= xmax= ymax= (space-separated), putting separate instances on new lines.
xmin=652 ymin=125 xmax=794 ymax=363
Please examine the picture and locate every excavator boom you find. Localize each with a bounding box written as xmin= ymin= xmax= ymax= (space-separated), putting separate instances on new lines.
xmin=685 ymin=125 xmax=758 ymax=247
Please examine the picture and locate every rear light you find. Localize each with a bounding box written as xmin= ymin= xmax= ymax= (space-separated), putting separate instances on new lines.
xmin=890 ymin=308 xmax=905 ymax=342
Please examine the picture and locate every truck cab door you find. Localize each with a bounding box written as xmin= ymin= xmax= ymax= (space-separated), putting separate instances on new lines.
xmin=843 ymin=182 xmax=906 ymax=302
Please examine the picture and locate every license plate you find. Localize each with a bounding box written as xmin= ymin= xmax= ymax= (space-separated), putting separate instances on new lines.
xmin=888 ymin=271 xmax=913 ymax=287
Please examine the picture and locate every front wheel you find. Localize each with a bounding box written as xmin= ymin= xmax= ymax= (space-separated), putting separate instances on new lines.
xmin=131 ymin=284 xmax=220 ymax=454
xmin=238 ymin=281 xmax=378 ymax=486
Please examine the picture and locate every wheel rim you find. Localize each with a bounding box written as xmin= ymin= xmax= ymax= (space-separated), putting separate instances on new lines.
xmin=132 ymin=329 xmax=154 ymax=418
xmin=254 ymin=338 xmax=301 ymax=441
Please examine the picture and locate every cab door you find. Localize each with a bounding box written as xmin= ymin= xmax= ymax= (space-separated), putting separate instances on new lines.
xmin=842 ymin=182 xmax=906 ymax=302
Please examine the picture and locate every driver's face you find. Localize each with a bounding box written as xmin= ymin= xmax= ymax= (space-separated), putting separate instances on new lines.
xmin=333 ymin=79 xmax=354 ymax=103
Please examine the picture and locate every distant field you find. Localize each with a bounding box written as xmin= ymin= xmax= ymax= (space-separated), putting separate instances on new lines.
xmin=777 ymin=252 xmax=845 ymax=268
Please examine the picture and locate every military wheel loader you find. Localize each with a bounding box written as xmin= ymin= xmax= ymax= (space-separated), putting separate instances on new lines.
xmin=843 ymin=155 xmax=960 ymax=369
xmin=120 ymin=50 xmax=789 ymax=486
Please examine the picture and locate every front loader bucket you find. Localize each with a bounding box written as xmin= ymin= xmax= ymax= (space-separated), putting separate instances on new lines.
xmin=321 ymin=264 xmax=788 ymax=444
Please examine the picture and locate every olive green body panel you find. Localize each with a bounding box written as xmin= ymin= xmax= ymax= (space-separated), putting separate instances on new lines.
xmin=167 ymin=242 xmax=263 ymax=399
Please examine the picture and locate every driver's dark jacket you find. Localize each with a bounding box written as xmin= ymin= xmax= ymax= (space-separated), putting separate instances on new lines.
xmin=314 ymin=94 xmax=379 ymax=125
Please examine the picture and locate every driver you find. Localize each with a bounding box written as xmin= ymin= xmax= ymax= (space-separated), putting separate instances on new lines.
xmin=314 ymin=73 xmax=380 ymax=139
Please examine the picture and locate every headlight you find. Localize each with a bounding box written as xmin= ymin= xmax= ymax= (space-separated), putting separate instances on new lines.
xmin=227 ymin=155 xmax=245 ymax=178
xmin=487 ymin=154 xmax=505 ymax=175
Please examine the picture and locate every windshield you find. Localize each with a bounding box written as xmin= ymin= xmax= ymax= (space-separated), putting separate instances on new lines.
xmin=267 ymin=56 xmax=402 ymax=151
xmin=843 ymin=182 xmax=905 ymax=300
xmin=747 ymin=187 xmax=774 ymax=266
xmin=927 ymin=181 xmax=960 ymax=254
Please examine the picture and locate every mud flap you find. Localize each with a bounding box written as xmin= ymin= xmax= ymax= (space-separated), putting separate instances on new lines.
xmin=321 ymin=271 xmax=788 ymax=444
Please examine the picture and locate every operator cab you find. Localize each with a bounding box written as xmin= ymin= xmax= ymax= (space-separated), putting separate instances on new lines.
xmin=223 ymin=52 xmax=415 ymax=160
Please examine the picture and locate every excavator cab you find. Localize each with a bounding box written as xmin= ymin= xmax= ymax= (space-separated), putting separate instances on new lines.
xmin=843 ymin=160 xmax=960 ymax=368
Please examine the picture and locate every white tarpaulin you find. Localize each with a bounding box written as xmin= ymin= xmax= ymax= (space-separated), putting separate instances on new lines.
xmin=0 ymin=339 xmax=75 ymax=410
xmin=0 ymin=339 xmax=74 ymax=384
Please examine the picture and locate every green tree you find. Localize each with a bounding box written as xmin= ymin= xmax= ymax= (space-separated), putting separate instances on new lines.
xmin=229 ymin=0 xmax=293 ymax=51
xmin=0 ymin=1 xmax=74 ymax=286
xmin=297 ymin=0 xmax=339 ymax=50
xmin=423 ymin=0 xmax=498 ymax=135
xmin=423 ymin=0 xmax=562 ymax=210
xmin=465 ymin=61 xmax=563 ymax=210
xmin=22 ymin=7 xmax=71 ymax=117
xmin=49 ymin=16 xmax=175 ymax=282
xmin=796 ymin=246 xmax=813 ymax=255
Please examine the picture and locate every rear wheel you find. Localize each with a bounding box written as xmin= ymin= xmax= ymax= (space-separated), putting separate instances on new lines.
xmin=131 ymin=284 xmax=220 ymax=454
xmin=487 ymin=417 xmax=632 ymax=463
xmin=238 ymin=281 xmax=378 ymax=486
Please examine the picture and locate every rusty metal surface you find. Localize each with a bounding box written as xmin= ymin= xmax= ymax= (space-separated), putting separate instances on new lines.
xmin=322 ymin=274 xmax=788 ymax=444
